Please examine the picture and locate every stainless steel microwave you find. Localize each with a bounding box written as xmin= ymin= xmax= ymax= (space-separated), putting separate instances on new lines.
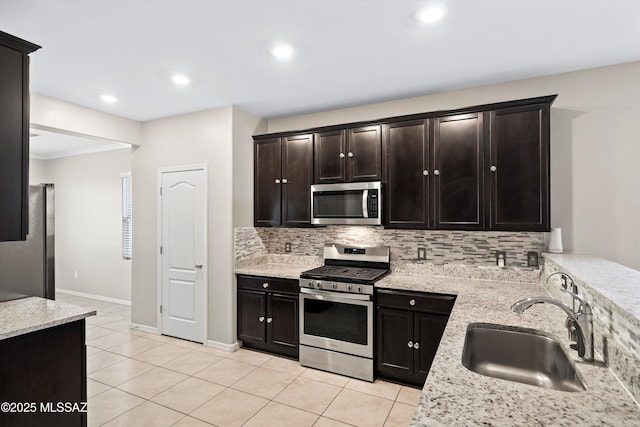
xmin=310 ymin=181 xmax=382 ymax=225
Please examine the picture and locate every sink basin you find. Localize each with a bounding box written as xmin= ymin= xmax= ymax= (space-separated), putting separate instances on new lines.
xmin=461 ymin=323 xmax=585 ymax=392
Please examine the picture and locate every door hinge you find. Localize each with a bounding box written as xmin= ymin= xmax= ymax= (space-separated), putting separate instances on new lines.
xmin=160 ymin=187 xmax=163 ymax=196
xmin=160 ymin=305 xmax=162 ymax=314
xmin=160 ymin=246 xmax=163 ymax=254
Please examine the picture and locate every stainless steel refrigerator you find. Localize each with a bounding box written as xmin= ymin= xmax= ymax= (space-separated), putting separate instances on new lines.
xmin=0 ymin=184 xmax=55 ymax=302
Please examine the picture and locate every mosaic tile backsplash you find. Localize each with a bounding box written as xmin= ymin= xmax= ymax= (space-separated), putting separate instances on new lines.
xmin=235 ymin=226 xmax=545 ymax=269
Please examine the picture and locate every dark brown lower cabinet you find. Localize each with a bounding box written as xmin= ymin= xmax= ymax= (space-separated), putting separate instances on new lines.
xmin=237 ymin=275 xmax=298 ymax=358
xmin=376 ymin=289 xmax=454 ymax=386
xmin=0 ymin=320 xmax=87 ymax=427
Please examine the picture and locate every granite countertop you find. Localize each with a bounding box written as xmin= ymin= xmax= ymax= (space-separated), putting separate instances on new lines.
xmin=376 ymin=273 xmax=640 ymax=426
xmin=0 ymin=296 xmax=96 ymax=340
xmin=237 ymin=261 xmax=640 ymax=425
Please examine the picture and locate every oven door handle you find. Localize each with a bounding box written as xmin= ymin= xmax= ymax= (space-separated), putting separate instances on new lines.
xmin=299 ymin=287 xmax=372 ymax=302
xmin=362 ymin=189 xmax=369 ymax=218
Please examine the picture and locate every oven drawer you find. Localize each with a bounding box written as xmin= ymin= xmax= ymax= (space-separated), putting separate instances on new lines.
xmin=237 ymin=275 xmax=298 ymax=295
xmin=376 ymin=289 xmax=455 ymax=315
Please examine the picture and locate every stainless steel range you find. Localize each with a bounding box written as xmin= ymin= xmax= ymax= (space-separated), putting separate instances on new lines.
xmin=299 ymin=243 xmax=390 ymax=382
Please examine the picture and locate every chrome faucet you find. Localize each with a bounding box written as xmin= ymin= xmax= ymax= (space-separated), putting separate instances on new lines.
xmin=544 ymin=271 xmax=580 ymax=341
xmin=511 ymin=292 xmax=594 ymax=362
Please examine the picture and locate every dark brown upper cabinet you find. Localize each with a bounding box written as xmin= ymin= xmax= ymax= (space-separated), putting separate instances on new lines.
xmin=0 ymin=32 xmax=40 ymax=242
xmin=383 ymin=120 xmax=430 ymax=228
xmin=254 ymin=134 xmax=313 ymax=227
xmin=433 ymin=113 xmax=485 ymax=229
xmin=488 ymin=103 xmax=550 ymax=231
xmin=314 ymin=125 xmax=382 ymax=183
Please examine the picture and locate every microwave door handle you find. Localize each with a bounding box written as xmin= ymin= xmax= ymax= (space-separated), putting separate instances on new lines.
xmin=362 ymin=189 xmax=368 ymax=218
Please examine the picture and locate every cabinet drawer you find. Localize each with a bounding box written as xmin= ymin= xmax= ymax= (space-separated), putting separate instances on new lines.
xmin=237 ymin=275 xmax=298 ymax=295
xmin=376 ymin=289 xmax=455 ymax=315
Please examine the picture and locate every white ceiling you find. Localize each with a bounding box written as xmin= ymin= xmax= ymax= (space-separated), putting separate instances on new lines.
xmin=1 ymin=0 xmax=640 ymax=124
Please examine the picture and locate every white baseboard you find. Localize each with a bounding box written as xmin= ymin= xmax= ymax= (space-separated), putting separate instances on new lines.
xmin=130 ymin=323 xmax=159 ymax=335
xmin=57 ymin=288 xmax=131 ymax=306
xmin=206 ymin=339 xmax=240 ymax=352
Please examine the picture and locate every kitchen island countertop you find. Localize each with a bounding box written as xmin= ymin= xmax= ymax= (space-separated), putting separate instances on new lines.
xmin=0 ymin=296 xmax=96 ymax=340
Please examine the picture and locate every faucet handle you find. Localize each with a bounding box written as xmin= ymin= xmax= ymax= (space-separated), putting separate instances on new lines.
xmin=560 ymin=288 xmax=592 ymax=315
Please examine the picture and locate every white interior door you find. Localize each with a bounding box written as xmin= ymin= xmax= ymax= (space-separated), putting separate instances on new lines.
xmin=160 ymin=167 xmax=207 ymax=343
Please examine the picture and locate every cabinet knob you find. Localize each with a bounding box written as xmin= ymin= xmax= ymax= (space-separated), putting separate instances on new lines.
xmin=490 ymin=165 xmax=497 ymax=172
xmin=259 ymin=316 xmax=265 ymax=322
xmin=409 ymin=299 xmax=416 ymax=306
xmin=407 ymin=341 xmax=413 ymax=348
xmin=347 ymin=152 xmax=354 ymax=158
xmin=262 ymin=282 xmax=269 ymax=288
xmin=282 ymin=178 xmax=289 ymax=184
xmin=433 ymin=170 xmax=440 ymax=176
xmin=275 ymin=179 xmax=281 ymax=184
xmin=267 ymin=317 xmax=273 ymax=324
xmin=195 ymin=264 xmax=203 ymax=269
xmin=414 ymin=342 xmax=420 ymax=350
xmin=339 ymin=152 xmax=345 ymax=158
xmin=422 ymin=170 xmax=429 ymax=176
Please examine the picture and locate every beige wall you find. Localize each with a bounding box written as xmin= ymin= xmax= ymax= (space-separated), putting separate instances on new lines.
xmin=268 ymin=61 xmax=640 ymax=271
xmin=31 ymin=93 xmax=142 ymax=146
xmin=37 ymin=148 xmax=132 ymax=301
xmin=131 ymin=106 xmax=265 ymax=345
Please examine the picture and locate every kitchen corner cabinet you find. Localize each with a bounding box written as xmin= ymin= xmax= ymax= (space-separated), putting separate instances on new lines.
xmin=314 ymin=125 xmax=382 ymax=183
xmin=254 ymin=134 xmax=313 ymax=227
xmin=0 ymin=32 xmax=40 ymax=242
xmin=376 ymin=289 xmax=455 ymax=386
xmin=237 ymin=275 xmax=298 ymax=358
xmin=488 ymin=103 xmax=550 ymax=231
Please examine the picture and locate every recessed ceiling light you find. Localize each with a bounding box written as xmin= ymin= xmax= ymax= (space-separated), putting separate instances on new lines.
xmin=171 ymin=74 xmax=191 ymax=85
xmin=270 ymin=43 xmax=294 ymax=60
xmin=100 ymin=94 xmax=118 ymax=103
xmin=416 ymin=4 xmax=448 ymax=23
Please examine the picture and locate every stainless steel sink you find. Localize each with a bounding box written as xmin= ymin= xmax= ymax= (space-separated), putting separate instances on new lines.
xmin=461 ymin=323 xmax=586 ymax=392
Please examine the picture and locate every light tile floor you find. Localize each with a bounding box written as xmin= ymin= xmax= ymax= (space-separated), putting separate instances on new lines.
xmin=58 ymin=293 xmax=421 ymax=426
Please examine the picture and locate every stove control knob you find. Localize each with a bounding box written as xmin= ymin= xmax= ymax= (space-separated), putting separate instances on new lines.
xmin=347 ymin=285 xmax=352 ymax=292
xmin=332 ymin=283 xmax=337 ymax=290
xmin=307 ymin=282 xmax=314 ymax=288
xmin=357 ymin=286 xmax=362 ymax=293
xmin=317 ymin=282 xmax=323 ymax=289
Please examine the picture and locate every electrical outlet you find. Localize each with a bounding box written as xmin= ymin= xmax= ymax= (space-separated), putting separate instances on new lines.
xmin=284 ymin=242 xmax=291 ymax=253
xmin=496 ymin=251 xmax=506 ymax=268
xmin=417 ymin=247 xmax=426 ymax=260
xmin=527 ymin=251 xmax=539 ymax=268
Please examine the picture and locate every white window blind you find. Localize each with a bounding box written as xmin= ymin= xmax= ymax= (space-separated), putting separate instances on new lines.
xmin=121 ymin=173 xmax=132 ymax=260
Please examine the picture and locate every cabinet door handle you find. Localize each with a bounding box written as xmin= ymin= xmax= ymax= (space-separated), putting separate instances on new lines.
xmin=262 ymin=282 xmax=269 ymax=288
xmin=275 ymin=179 xmax=281 ymax=184
xmin=267 ymin=317 xmax=273 ymax=324
xmin=282 ymin=178 xmax=288 ymax=184
xmin=433 ymin=169 xmax=440 ymax=176
xmin=409 ymin=299 xmax=416 ymax=306
xmin=348 ymin=152 xmax=354 ymax=158
xmin=414 ymin=342 xmax=420 ymax=350
xmin=259 ymin=316 xmax=265 ymax=322
xmin=339 ymin=152 xmax=345 ymax=158
xmin=422 ymin=170 xmax=429 ymax=176
xmin=490 ymin=165 xmax=497 ymax=172
xmin=407 ymin=341 xmax=413 ymax=348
